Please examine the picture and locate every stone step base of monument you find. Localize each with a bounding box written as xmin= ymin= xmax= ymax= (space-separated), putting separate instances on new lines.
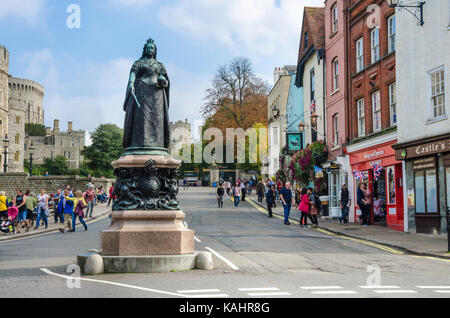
xmin=77 ymin=251 xmax=213 ymax=275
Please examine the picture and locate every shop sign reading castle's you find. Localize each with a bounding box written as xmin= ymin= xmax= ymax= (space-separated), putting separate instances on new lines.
xmin=396 ymin=137 xmax=450 ymax=160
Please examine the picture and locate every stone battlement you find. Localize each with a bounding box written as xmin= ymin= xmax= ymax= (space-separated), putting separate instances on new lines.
xmin=9 ymin=77 xmax=44 ymax=95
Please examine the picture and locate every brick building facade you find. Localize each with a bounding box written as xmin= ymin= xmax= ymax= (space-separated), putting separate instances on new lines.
xmin=345 ymin=0 xmax=404 ymax=231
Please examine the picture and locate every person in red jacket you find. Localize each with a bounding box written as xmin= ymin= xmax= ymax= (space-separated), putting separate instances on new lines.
xmin=107 ymin=183 xmax=117 ymax=207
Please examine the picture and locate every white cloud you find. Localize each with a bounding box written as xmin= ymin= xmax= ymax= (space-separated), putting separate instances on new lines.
xmin=157 ymin=0 xmax=324 ymax=62
xmin=0 ymin=0 xmax=46 ymax=22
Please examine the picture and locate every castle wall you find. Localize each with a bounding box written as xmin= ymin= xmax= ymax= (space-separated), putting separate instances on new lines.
xmin=26 ymin=129 xmax=86 ymax=169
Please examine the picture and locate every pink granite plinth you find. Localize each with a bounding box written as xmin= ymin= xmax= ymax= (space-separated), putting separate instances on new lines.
xmin=101 ymin=210 xmax=195 ymax=256
xmin=112 ymin=154 xmax=181 ymax=169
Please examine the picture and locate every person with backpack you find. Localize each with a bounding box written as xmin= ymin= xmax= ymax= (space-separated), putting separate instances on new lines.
xmin=339 ymin=184 xmax=351 ymax=224
xmin=266 ymin=185 xmax=275 ymax=218
xmin=217 ymin=184 xmax=225 ymax=208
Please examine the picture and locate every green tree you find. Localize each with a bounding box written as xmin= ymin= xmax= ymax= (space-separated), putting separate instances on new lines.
xmin=42 ymin=156 xmax=69 ymax=175
xmin=25 ymin=123 xmax=46 ymax=136
xmin=82 ymin=124 xmax=123 ymax=178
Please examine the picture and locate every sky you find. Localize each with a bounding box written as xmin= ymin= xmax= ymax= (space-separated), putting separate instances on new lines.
xmin=0 ymin=0 xmax=324 ymax=137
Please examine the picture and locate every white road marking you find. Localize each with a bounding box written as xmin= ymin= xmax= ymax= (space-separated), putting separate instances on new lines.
xmin=41 ymin=268 xmax=188 ymax=298
xmin=194 ymin=236 xmax=202 ymax=243
xmin=417 ymin=286 xmax=450 ymax=289
xmin=247 ymin=292 xmax=291 ymax=297
xmin=301 ymin=286 xmax=343 ymax=290
xmin=177 ymin=289 xmax=221 ymax=293
xmin=239 ymin=287 xmax=280 ymax=292
xmin=373 ymin=290 xmax=417 ymax=294
xmin=311 ymin=291 xmax=358 ymax=295
xmin=205 ymin=247 xmax=239 ymax=271
xmin=434 ymin=290 xmax=450 ymax=293
xmin=359 ymin=286 xmax=400 ymax=289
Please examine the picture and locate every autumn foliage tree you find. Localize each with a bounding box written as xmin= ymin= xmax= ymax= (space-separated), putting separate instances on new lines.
xmin=202 ymin=57 xmax=270 ymax=132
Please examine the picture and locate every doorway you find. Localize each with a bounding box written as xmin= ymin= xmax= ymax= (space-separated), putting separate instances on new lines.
xmin=372 ymin=169 xmax=387 ymax=226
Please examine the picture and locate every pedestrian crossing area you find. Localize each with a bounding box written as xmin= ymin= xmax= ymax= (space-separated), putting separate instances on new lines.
xmin=176 ymin=285 xmax=450 ymax=298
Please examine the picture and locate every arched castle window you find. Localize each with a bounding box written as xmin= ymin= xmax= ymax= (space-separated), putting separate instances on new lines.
xmin=15 ymin=116 xmax=20 ymax=125
xmin=15 ymin=134 xmax=20 ymax=144
xmin=14 ymin=151 xmax=19 ymax=162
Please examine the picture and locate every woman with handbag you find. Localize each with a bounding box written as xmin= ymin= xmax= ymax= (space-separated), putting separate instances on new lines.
xmin=298 ymin=188 xmax=310 ymax=228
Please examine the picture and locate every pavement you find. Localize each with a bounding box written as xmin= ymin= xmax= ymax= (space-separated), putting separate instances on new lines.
xmin=247 ymin=192 xmax=450 ymax=259
xmin=0 ymin=203 xmax=112 ymax=242
xmin=1 ymin=187 xmax=450 ymax=298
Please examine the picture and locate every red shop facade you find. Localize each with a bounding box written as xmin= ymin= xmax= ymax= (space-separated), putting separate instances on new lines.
xmin=348 ymin=139 xmax=405 ymax=231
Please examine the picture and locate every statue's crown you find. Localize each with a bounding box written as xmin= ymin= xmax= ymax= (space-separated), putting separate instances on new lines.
xmin=146 ymin=38 xmax=155 ymax=45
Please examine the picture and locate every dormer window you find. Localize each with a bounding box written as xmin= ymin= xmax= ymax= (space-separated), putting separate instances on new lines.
xmin=304 ymin=32 xmax=309 ymax=49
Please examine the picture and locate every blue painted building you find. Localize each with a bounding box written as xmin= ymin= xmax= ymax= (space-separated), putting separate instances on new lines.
xmin=285 ymin=71 xmax=304 ymax=149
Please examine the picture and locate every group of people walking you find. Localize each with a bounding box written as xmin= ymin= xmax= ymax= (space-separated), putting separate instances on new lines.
xmin=0 ymin=182 xmax=116 ymax=235
xmin=216 ymin=177 xmax=257 ymax=208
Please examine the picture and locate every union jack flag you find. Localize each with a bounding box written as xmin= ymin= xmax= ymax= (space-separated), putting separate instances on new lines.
xmin=353 ymin=170 xmax=366 ymax=181
xmin=373 ymin=164 xmax=384 ymax=181
xmin=310 ymin=99 xmax=316 ymax=115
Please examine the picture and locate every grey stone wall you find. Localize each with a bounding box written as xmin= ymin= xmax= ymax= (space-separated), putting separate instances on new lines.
xmin=0 ymin=173 xmax=115 ymax=198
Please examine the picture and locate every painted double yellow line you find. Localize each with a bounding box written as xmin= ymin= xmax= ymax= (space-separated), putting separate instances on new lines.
xmin=247 ymin=198 xmax=450 ymax=263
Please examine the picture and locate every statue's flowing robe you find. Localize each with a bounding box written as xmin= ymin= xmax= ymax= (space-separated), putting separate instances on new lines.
xmin=123 ymin=58 xmax=170 ymax=150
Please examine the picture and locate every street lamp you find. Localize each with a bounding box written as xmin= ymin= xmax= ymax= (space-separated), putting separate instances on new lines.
xmin=3 ymin=134 xmax=9 ymax=173
xmin=29 ymin=144 xmax=35 ymax=176
xmin=273 ymin=107 xmax=280 ymax=118
xmin=298 ymin=122 xmax=306 ymax=133
xmin=311 ymin=113 xmax=319 ymax=127
xmin=386 ymin=0 xmax=425 ymax=26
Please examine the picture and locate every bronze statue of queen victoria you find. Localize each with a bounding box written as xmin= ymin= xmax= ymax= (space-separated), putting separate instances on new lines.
xmin=123 ymin=38 xmax=170 ymax=153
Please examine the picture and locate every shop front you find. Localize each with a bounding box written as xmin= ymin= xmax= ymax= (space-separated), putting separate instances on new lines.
xmin=393 ymin=133 xmax=450 ymax=234
xmin=348 ymin=139 xmax=405 ymax=231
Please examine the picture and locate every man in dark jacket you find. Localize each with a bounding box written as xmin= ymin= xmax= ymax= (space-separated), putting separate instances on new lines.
xmin=256 ymin=180 xmax=265 ymax=203
xmin=339 ymin=184 xmax=351 ymax=224
xmin=357 ymin=183 xmax=369 ymax=226
xmin=266 ymin=185 xmax=275 ymax=218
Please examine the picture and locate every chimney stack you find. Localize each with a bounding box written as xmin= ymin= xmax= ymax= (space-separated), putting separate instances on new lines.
xmin=68 ymin=121 xmax=73 ymax=133
xmin=53 ymin=119 xmax=60 ymax=134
